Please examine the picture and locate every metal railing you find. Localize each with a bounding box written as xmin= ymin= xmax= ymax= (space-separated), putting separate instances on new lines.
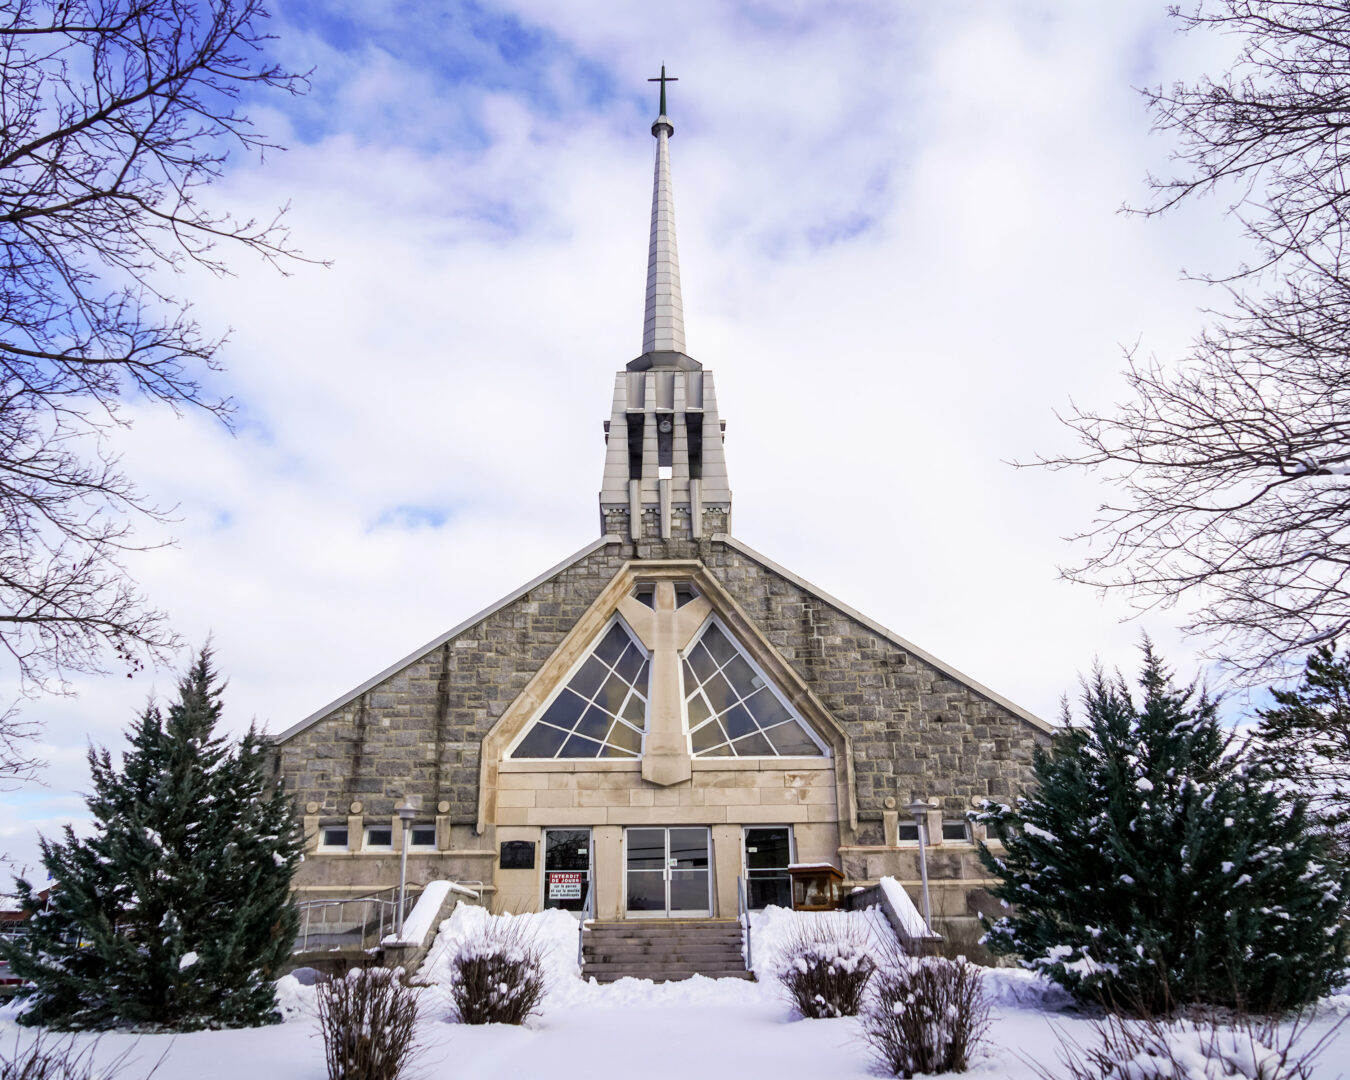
xmin=577 ymin=881 xmax=593 ymax=969
xmin=294 ymin=885 xmax=422 ymax=954
xmin=737 ymin=876 xmax=752 ymax=972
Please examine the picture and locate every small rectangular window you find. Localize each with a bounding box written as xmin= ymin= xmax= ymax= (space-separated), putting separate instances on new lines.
xmin=364 ymin=826 xmax=393 ymax=850
xmin=896 ymin=821 xmax=921 ymax=844
xmin=320 ymin=826 xmax=349 ymax=850
xmin=942 ymin=820 xmax=970 ymax=843
xmin=409 ymin=824 xmax=437 ymax=849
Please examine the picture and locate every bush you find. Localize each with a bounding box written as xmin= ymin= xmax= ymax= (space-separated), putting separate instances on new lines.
xmin=0 ymin=1031 xmax=149 ymax=1080
xmin=863 ymin=955 xmax=991 ymax=1078
xmin=1034 ymin=1007 xmax=1343 ymax=1080
xmin=449 ymin=920 xmax=547 ymax=1026
xmin=777 ymin=919 xmax=876 ymax=1019
xmin=316 ymin=967 xmax=420 ymax=1080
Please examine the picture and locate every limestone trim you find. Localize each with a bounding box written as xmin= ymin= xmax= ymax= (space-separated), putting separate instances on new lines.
xmin=476 ymin=559 xmax=859 ymax=835
xmin=273 ymin=536 xmax=616 ymax=744
xmin=721 ymin=535 xmax=1053 ymax=735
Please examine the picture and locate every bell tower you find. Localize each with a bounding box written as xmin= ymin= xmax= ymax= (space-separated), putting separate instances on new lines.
xmin=599 ymin=67 xmax=732 ymax=541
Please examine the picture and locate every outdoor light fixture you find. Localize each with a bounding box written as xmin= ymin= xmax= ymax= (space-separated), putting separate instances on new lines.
xmin=395 ymin=797 xmax=417 ymax=939
xmin=906 ymin=797 xmax=934 ymax=934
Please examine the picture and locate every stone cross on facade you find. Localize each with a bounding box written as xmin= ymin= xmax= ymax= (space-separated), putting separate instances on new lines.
xmin=618 ymin=581 xmax=710 ymax=786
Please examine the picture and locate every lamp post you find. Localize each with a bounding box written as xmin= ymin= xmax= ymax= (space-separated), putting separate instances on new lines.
xmin=395 ymin=798 xmax=416 ymax=939
xmin=907 ymin=797 xmax=933 ymax=934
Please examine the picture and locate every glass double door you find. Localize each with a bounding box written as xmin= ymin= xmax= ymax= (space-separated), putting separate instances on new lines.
xmin=625 ymin=827 xmax=711 ymax=918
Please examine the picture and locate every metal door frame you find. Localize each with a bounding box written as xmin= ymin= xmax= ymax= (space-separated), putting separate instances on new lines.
xmin=741 ymin=824 xmax=795 ymax=910
xmin=623 ymin=826 xmax=712 ymax=918
xmin=541 ymin=827 xmax=593 ymax=914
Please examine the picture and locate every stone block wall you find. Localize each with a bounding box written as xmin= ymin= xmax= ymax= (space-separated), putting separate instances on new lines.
xmin=274 ymin=533 xmax=1048 ymax=898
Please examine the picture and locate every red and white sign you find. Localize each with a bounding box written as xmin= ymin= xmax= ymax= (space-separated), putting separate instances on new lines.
xmin=548 ymin=871 xmax=583 ymax=900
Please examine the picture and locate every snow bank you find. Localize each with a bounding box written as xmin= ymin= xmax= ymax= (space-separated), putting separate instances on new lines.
xmin=422 ymin=903 xmax=581 ymax=991
xmin=746 ymin=904 xmax=894 ymax=982
xmin=420 ymin=905 xmax=766 ymax=1014
xmin=878 ymin=875 xmax=930 ymax=940
xmin=382 ymin=880 xmax=478 ymax=946
xmin=980 ymin=967 xmax=1075 ymax=1012
xmin=273 ymin=973 xmax=316 ymax=1020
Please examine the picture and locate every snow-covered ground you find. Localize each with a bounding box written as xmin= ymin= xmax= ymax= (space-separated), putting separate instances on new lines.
xmin=2 ymin=906 xmax=1347 ymax=1080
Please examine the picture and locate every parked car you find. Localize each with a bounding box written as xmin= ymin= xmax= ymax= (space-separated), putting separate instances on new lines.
xmin=0 ymin=957 xmax=22 ymax=999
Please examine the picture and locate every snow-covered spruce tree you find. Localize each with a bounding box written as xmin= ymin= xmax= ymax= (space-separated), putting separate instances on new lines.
xmin=978 ymin=645 xmax=1348 ymax=1013
xmin=1 ymin=648 xmax=303 ymax=1030
xmin=1250 ymin=642 xmax=1350 ymax=864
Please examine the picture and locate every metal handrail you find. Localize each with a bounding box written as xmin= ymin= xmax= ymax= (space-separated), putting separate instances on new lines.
xmin=737 ymin=876 xmax=752 ymax=972
xmin=577 ymin=881 xmax=594 ymax=969
xmin=293 ymin=885 xmax=422 ymax=954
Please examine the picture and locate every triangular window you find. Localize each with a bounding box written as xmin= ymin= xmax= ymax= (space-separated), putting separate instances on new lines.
xmin=682 ymin=621 xmax=826 ymax=757
xmin=511 ymin=619 xmax=649 ymax=759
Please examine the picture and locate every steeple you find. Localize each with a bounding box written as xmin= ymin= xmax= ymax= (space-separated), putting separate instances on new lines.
xmin=598 ymin=70 xmax=732 ymax=542
xmin=641 ymin=65 xmax=686 ymax=362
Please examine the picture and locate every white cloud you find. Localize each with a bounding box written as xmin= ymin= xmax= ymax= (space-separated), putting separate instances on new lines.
xmin=0 ymin=0 xmax=1257 ymax=871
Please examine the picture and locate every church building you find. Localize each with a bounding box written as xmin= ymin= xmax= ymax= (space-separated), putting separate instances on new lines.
xmin=272 ymin=75 xmax=1051 ymax=933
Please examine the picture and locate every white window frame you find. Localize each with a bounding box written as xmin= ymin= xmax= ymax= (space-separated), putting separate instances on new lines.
xmin=941 ymin=819 xmax=971 ymax=844
xmin=318 ymin=825 xmax=350 ymax=852
xmin=506 ymin=614 xmax=650 ymax=760
xmin=895 ymin=820 xmax=922 ymax=846
xmin=363 ymin=824 xmax=394 ymax=851
xmin=407 ymin=823 xmax=438 ymax=850
xmin=681 ymin=614 xmax=831 ymax=758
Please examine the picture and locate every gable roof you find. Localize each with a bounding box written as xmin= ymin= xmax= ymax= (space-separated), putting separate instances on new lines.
xmin=273 ymin=531 xmax=1052 ymax=745
xmin=721 ymin=535 xmax=1053 ymax=736
xmin=272 ymin=536 xmax=614 ymax=743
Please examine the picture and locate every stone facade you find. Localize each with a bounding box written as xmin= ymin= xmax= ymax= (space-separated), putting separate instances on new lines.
xmin=272 ymin=531 xmax=1050 ymax=924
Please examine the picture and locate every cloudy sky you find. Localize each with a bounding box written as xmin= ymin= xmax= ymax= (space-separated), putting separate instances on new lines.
xmin=1 ymin=0 xmax=1257 ymax=873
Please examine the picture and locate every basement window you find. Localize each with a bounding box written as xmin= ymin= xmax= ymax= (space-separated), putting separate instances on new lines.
xmin=319 ymin=826 xmax=349 ymax=851
xmin=408 ymin=824 xmax=437 ymax=849
xmin=942 ymin=820 xmax=971 ymax=843
xmin=896 ymin=822 xmax=921 ymax=844
xmin=364 ymin=825 xmax=394 ymax=850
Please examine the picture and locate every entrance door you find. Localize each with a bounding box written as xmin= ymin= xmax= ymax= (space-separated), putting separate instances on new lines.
xmin=543 ymin=828 xmax=592 ymax=913
xmin=625 ymin=827 xmax=711 ymax=918
xmin=744 ymin=826 xmax=793 ymax=909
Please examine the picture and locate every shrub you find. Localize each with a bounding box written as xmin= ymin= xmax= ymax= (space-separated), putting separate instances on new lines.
xmin=0 ymin=1031 xmax=149 ymax=1080
xmin=1034 ymin=1007 xmax=1343 ymax=1080
xmin=449 ymin=920 xmax=547 ymax=1026
xmin=863 ymin=955 xmax=991 ymax=1078
xmin=777 ymin=918 xmax=876 ymax=1019
xmin=316 ymin=967 xmax=420 ymax=1080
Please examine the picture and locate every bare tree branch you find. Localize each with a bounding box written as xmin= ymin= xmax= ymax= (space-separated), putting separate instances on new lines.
xmin=0 ymin=0 xmax=316 ymax=774
xmin=1037 ymin=2 xmax=1350 ymax=678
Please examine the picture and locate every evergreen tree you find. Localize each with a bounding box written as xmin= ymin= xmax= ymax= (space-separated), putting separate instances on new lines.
xmin=1250 ymin=642 xmax=1350 ymax=862
xmin=978 ymin=645 xmax=1348 ymax=1013
xmin=1 ymin=648 xmax=303 ymax=1030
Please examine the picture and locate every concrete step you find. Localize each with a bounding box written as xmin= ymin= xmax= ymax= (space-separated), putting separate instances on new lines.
xmin=580 ymin=919 xmax=750 ymax=981
xmin=585 ymin=934 xmax=745 ymax=939
xmin=587 ymin=968 xmax=756 ymax=984
xmin=585 ymin=945 xmax=745 ymax=961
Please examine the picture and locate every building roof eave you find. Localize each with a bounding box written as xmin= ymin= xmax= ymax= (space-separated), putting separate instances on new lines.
xmin=721 ymin=535 xmax=1054 ymax=736
xmin=270 ymin=535 xmax=620 ymax=745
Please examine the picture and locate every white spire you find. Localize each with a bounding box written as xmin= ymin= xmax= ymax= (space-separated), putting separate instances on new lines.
xmin=643 ymin=66 xmax=685 ymax=357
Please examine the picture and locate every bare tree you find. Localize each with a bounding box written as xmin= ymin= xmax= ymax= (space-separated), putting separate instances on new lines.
xmin=0 ymin=0 xmax=309 ymax=726
xmin=1039 ymin=1 xmax=1350 ymax=678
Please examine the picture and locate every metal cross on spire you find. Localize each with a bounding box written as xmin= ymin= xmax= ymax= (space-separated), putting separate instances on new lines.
xmin=648 ymin=64 xmax=677 ymax=116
